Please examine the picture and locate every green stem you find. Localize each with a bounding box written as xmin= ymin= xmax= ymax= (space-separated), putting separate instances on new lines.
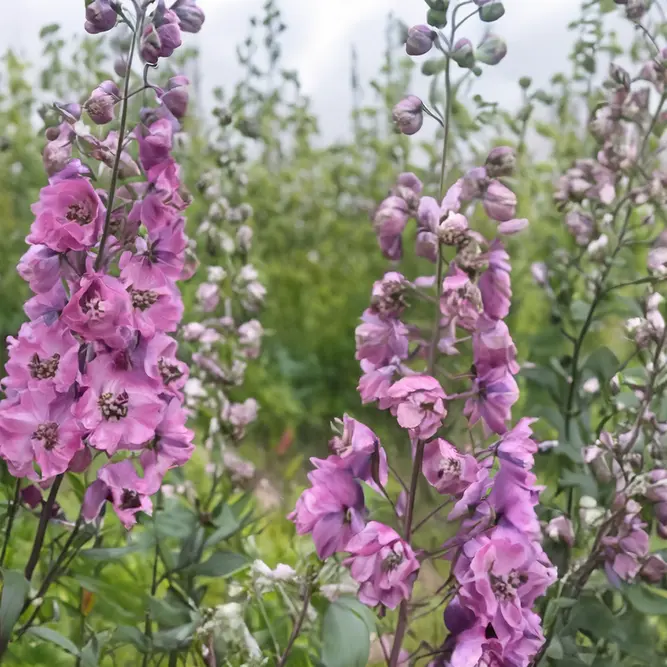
xmin=276 ymin=583 xmax=312 ymax=667
xmin=0 ymin=479 xmax=21 ymax=568
xmin=94 ymin=17 xmax=140 ymax=272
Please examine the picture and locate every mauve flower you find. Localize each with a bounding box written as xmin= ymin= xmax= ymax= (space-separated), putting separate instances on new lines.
xmin=24 ymin=282 xmax=68 ymax=323
xmin=140 ymin=0 xmax=182 ymax=64
xmin=465 ymin=366 xmax=519 ymax=435
xmin=126 ymin=273 xmax=184 ymax=338
xmin=496 ymin=418 xmax=539 ymax=468
xmin=0 ymin=385 xmax=83 ymax=480
xmin=196 ymin=282 xmax=219 ymax=312
xmin=473 ymin=314 xmax=519 ymax=376
xmin=386 ymin=375 xmax=447 ymax=440
xmin=355 ymin=311 xmax=409 ymax=368
xmin=486 ymin=146 xmax=516 ymax=178
xmin=640 ymin=554 xmax=667 ymax=583
xmin=374 ymin=196 xmax=409 ymax=237
xmin=61 ymin=272 xmax=133 ymax=347
xmin=343 ymin=522 xmax=420 ymax=609
xmin=28 ymin=178 xmax=104 ymax=252
xmin=171 ymin=0 xmax=206 ymax=33
xmin=3 ymin=320 xmax=79 ymax=394
xmin=17 ymin=245 xmax=62 ymax=294
xmin=85 ymin=0 xmax=117 ymax=33
xmin=84 ymin=80 xmax=120 ymax=125
xmin=406 ymin=24 xmax=436 ymax=56
xmin=73 ymin=355 xmax=164 ymax=455
xmin=89 ymin=130 xmax=141 ymax=179
xmin=392 ymin=95 xmax=423 ymax=135
xmin=370 ymin=272 xmax=408 ymax=319
xmin=136 ymin=119 xmax=173 ymax=174
xmin=43 ymin=123 xmax=74 ymax=176
xmin=546 ymin=516 xmax=575 ymax=547
xmin=602 ymin=516 xmax=650 ymax=585
xmin=288 ymin=466 xmax=366 ymax=559
xmin=142 ymin=398 xmax=194 ymax=469
xmin=422 ymin=438 xmax=481 ymax=496
xmin=238 ymin=319 xmax=264 ymax=358
xmin=441 ymin=265 xmax=483 ymax=331
xmin=448 ymin=466 xmax=491 ymax=521
xmin=140 ymin=332 xmax=188 ymax=398
xmin=326 ymin=414 xmax=388 ymax=489
xmin=358 ymin=358 xmax=402 ymax=408
xmin=555 ymin=159 xmax=616 ymax=206
xmin=478 ymin=239 xmax=512 ymax=320
xmin=159 ymin=75 xmax=189 ymax=119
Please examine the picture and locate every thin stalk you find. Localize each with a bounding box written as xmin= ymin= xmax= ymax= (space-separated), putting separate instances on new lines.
xmin=142 ymin=541 xmax=160 ymax=667
xmin=94 ymin=17 xmax=141 ymax=271
xmin=0 ymin=479 xmax=22 ymax=567
xmin=276 ymin=583 xmax=312 ymax=667
xmin=24 ymin=474 xmax=63 ymax=582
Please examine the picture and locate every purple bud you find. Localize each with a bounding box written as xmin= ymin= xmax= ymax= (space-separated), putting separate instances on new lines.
xmin=43 ymin=123 xmax=74 ymax=176
xmin=609 ymin=63 xmax=631 ymax=89
xmin=141 ymin=1 xmax=182 ymax=64
xmin=85 ymin=80 xmax=120 ymax=125
xmin=114 ymin=56 xmax=128 ymax=77
xmin=85 ymin=0 xmax=117 ymax=34
xmin=55 ymin=102 xmax=82 ymax=124
xmin=485 ymin=146 xmax=515 ymax=177
xmin=161 ymin=75 xmax=190 ymax=118
xmin=415 ymin=230 xmax=439 ymax=262
xmin=476 ymin=33 xmax=507 ymax=65
xmin=625 ymin=0 xmax=648 ymax=20
xmin=140 ymin=24 xmax=163 ymax=65
xmin=392 ymin=95 xmax=423 ymax=136
xmin=171 ymin=0 xmax=206 ymax=33
xmin=406 ymin=25 xmax=436 ymax=56
xmin=451 ymin=38 xmax=475 ymax=68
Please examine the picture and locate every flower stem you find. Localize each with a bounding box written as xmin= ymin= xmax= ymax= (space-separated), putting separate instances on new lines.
xmin=94 ymin=14 xmax=141 ymax=272
xmin=276 ymin=582 xmax=312 ymax=667
xmin=24 ymin=474 xmax=63 ymax=583
xmin=0 ymin=479 xmax=21 ymax=568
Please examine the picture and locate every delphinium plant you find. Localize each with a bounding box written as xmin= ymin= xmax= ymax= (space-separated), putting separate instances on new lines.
xmin=0 ymin=0 xmax=206 ymax=661
xmin=289 ymin=1 xmax=560 ymax=665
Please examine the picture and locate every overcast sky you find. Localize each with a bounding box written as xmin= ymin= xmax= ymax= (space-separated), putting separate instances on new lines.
xmin=2 ymin=0 xmax=592 ymax=142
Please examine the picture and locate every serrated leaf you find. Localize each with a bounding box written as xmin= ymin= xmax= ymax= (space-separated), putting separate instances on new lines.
xmin=26 ymin=626 xmax=81 ymax=657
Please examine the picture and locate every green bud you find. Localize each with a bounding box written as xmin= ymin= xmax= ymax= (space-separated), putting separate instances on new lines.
xmin=421 ymin=57 xmax=447 ymax=76
xmin=476 ymin=33 xmax=507 ymax=65
xmin=425 ymin=0 xmax=448 ymax=10
xmin=519 ymin=76 xmax=532 ymax=89
xmin=426 ymin=8 xmax=448 ymax=28
xmin=480 ymin=2 xmax=505 ymax=22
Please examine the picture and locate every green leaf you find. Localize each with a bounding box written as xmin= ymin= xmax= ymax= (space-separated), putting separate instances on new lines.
xmin=39 ymin=24 xmax=60 ymax=38
xmin=148 ymin=596 xmax=192 ymax=628
xmin=321 ymin=599 xmax=372 ymax=667
xmin=151 ymin=621 xmax=198 ymax=652
xmin=204 ymin=505 xmax=241 ymax=549
xmin=190 ymin=551 xmax=249 ymax=578
xmin=112 ymin=625 xmax=150 ymax=653
xmin=0 ymin=569 xmax=29 ymax=645
xmin=559 ymin=470 xmax=598 ymax=498
xmin=80 ymin=543 xmax=149 ymax=560
xmin=623 ymin=583 xmax=667 ymax=615
xmin=546 ymin=636 xmax=564 ymax=660
xmin=26 ymin=626 xmax=81 ymax=657
xmin=583 ymin=347 xmax=619 ymax=382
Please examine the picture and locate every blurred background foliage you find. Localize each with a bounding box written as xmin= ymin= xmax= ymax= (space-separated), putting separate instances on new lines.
xmin=0 ymin=0 xmax=666 ymax=664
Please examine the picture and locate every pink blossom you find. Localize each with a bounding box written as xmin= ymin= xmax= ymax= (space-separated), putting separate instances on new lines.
xmin=27 ymin=178 xmax=104 ymax=252
xmin=24 ymin=282 xmax=68 ymax=323
xmin=478 ymin=240 xmax=512 ymax=320
xmin=422 ymin=438 xmax=481 ymax=496
xmin=0 ymin=385 xmax=83 ymax=480
xmin=473 ymin=314 xmax=519 ymax=376
xmin=136 ymin=118 xmax=173 ymax=174
xmin=61 ymin=272 xmax=133 ymax=346
xmin=142 ymin=398 xmax=194 ymax=469
xmin=483 ymin=180 xmax=517 ymax=222
xmin=288 ymin=466 xmax=366 ymax=559
xmin=196 ymin=282 xmax=219 ymax=312
xmin=464 ymin=366 xmax=519 ymax=435
xmin=126 ymin=273 xmax=184 ymax=338
xmin=3 ymin=320 xmax=79 ymax=395
xmin=370 ymin=272 xmax=408 ymax=319
xmin=441 ymin=265 xmax=482 ymax=331
xmin=545 ymin=516 xmax=575 ymax=547
xmin=17 ymin=245 xmax=62 ymax=294
xmin=358 ymin=358 xmax=401 ymax=408
xmin=355 ymin=311 xmax=409 ymax=368
xmin=140 ymin=333 xmax=188 ymax=398
xmin=386 ymin=375 xmax=447 ymax=440
xmin=343 ymin=522 xmax=419 ymax=609
xmin=73 ymin=355 xmax=164 ymax=454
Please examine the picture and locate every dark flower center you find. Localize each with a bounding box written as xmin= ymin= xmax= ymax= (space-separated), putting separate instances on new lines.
xmin=490 ymin=570 xmax=522 ymax=602
xmin=28 ymin=352 xmax=60 ymax=379
xmin=131 ymin=289 xmax=159 ymax=311
xmin=82 ymin=294 xmax=106 ymax=321
xmin=32 ymin=421 xmax=59 ymax=450
xmin=66 ymin=203 xmax=92 ymax=225
xmin=158 ymin=357 xmax=183 ymax=385
xmin=120 ymin=489 xmax=142 ymax=510
xmin=437 ymin=457 xmax=461 ymax=478
xmin=382 ymin=547 xmax=404 ymax=572
xmin=98 ymin=391 xmax=129 ymax=421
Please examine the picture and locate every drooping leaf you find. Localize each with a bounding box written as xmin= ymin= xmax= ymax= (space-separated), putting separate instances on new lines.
xmin=26 ymin=626 xmax=81 ymax=657
xmin=0 ymin=569 xmax=29 ymax=645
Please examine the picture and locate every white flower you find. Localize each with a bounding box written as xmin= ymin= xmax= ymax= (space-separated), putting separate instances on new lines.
xmin=207 ymin=266 xmax=227 ymax=283
xmin=582 ymin=377 xmax=600 ymax=394
xmin=586 ymin=234 xmax=608 ymax=260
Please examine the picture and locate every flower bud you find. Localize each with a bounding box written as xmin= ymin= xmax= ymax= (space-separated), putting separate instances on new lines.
xmin=479 ymin=1 xmax=505 ymax=22
xmin=640 ymin=554 xmax=667 ymax=583
xmin=85 ymin=0 xmax=117 ymax=34
xmin=406 ymin=25 xmax=436 ymax=56
xmin=485 ymin=146 xmax=515 ymax=178
xmin=438 ymin=212 xmax=469 ymax=246
xmin=140 ymin=1 xmax=182 ymax=65
xmin=237 ymin=225 xmax=253 ymax=252
xmin=171 ymin=0 xmax=206 ymax=33
xmin=415 ymin=230 xmax=439 ymax=262
xmin=55 ymin=102 xmax=81 ymax=124
xmin=427 ymin=9 xmax=448 ymax=28
xmin=84 ymin=80 xmax=120 ymax=125
xmin=451 ymin=38 xmax=475 ymax=68
xmin=625 ymin=0 xmax=648 ymax=20
xmin=392 ymin=96 xmax=423 ymax=135
xmin=476 ymin=33 xmax=507 ymax=65
xmin=609 ymin=63 xmax=631 ymax=89
xmin=545 ymin=516 xmax=575 ymax=546
xmin=161 ymin=75 xmax=190 ymax=119
xmin=114 ymin=57 xmax=128 ymax=78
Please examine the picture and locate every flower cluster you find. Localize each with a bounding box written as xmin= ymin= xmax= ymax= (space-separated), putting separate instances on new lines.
xmin=0 ymin=0 xmax=205 ymax=528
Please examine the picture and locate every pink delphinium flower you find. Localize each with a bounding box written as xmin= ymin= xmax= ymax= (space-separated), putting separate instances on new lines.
xmin=27 ymin=177 xmax=104 ymax=252
xmin=17 ymin=245 xmax=62 ymax=294
xmin=288 ymin=466 xmax=366 ymax=559
xmin=358 ymin=357 xmax=403 ymax=408
xmin=73 ymin=355 xmax=164 ymax=454
xmin=422 ymin=438 xmax=481 ymax=496
xmin=387 ymin=375 xmax=447 ymax=440
xmin=472 ymin=314 xmax=519 ymax=376
xmin=126 ymin=273 xmax=184 ymax=338
xmin=441 ymin=265 xmax=482 ymax=332
xmin=478 ymin=239 xmax=512 ymax=320
xmin=343 ymin=522 xmax=420 ymax=609
xmin=140 ymin=332 xmax=189 ymax=398
xmin=355 ymin=311 xmax=409 ymax=368
xmin=464 ymin=366 xmax=518 ymax=435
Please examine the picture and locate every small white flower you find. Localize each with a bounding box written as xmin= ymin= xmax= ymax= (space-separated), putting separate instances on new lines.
xmin=582 ymin=377 xmax=600 ymax=394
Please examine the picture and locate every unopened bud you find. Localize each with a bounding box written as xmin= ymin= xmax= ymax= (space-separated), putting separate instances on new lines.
xmin=114 ymin=56 xmax=128 ymax=77
xmin=476 ymin=33 xmax=507 ymax=66
xmin=85 ymin=0 xmax=117 ymax=34
xmin=161 ymin=75 xmax=190 ymax=119
xmin=406 ymin=25 xmax=436 ymax=56
xmin=485 ymin=146 xmax=515 ymax=177
xmin=171 ymin=0 xmax=206 ymax=33
xmin=625 ymin=0 xmax=648 ymax=20
xmin=426 ymin=8 xmax=448 ymax=29
xmin=438 ymin=212 xmax=469 ymax=246
xmin=84 ymin=80 xmax=120 ymax=125
xmin=479 ymin=1 xmax=505 ymax=22
xmin=451 ymin=38 xmax=475 ymax=69
xmin=392 ymin=96 xmax=423 ymax=135
xmin=609 ymin=63 xmax=631 ymax=89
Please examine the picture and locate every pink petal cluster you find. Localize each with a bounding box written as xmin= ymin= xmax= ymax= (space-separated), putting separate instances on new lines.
xmin=0 ymin=12 xmax=203 ymax=528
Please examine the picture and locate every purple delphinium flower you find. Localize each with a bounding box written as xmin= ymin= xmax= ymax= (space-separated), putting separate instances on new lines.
xmin=464 ymin=366 xmax=519 ymax=435
xmin=386 ymin=375 xmax=447 ymax=440
xmin=422 ymin=438 xmax=481 ymax=496
xmin=355 ymin=310 xmax=409 ymax=368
